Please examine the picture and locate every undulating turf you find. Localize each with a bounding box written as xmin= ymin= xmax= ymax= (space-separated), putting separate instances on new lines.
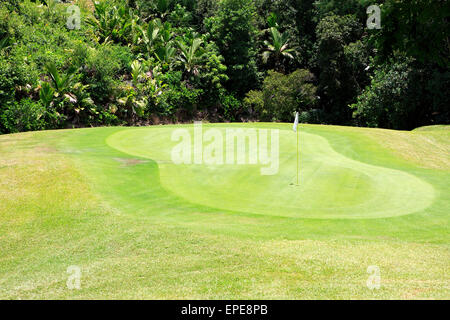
xmin=0 ymin=123 xmax=448 ymax=299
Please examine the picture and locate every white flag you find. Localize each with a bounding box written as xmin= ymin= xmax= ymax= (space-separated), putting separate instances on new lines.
xmin=293 ymin=111 xmax=299 ymax=132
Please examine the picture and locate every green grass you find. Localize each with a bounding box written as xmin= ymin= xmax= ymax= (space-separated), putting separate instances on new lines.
xmin=0 ymin=123 xmax=449 ymax=299
xmin=413 ymin=125 xmax=450 ymax=132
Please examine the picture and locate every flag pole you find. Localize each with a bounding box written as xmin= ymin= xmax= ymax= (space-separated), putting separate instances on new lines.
xmin=293 ymin=111 xmax=299 ymax=186
xmin=297 ymin=126 xmax=299 ymax=185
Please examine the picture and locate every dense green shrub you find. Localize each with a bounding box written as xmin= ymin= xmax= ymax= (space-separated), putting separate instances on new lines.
xmin=87 ymin=0 xmax=138 ymax=45
xmin=83 ymin=44 xmax=133 ymax=104
xmin=220 ymin=93 xmax=242 ymax=121
xmin=192 ymin=42 xmax=228 ymax=109
xmin=299 ymin=109 xmax=324 ymax=124
xmin=351 ymin=56 xmax=449 ymax=130
xmin=245 ymin=69 xmax=317 ymax=122
xmin=373 ymin=0 xmax=449 ymax=67
xmin=194 ymin=0 xmax=219 ymax=27
xmin=205 ymin=0 xmax=260 ymax=96
xmin=0 ymin=52 xmax=40 ymax=133
xmin=314 ymin=0 xmax=375 ymax=22
xmin=156 ymin=71 xmax=203 ymax=117
xmin=0 ymin=4 xmax=26 ymax=43
xmin=1 ymin=99 xmax=46 ymax=133
xmin=168 ymin=4 xmax=194 ymax=27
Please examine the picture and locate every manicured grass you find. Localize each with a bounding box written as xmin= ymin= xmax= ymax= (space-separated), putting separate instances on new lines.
xmin=413 ymin=125 xmax=450 ymax=132
xmin=107 ymin=125 xmax=435 ymax=219
xmin=0 ymin=123 xmax=448 ymax=299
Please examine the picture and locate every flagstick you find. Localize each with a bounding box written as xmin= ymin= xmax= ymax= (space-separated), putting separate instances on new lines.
xmin=292 ymin=111 xmax=299 ymax=186
xmin=296 ymin=126 xmax=299 ymax=185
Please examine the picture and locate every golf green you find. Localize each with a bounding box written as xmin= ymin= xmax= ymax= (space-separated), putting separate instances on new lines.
xmin=106 ymin=125 xmax=435 ymax=219
xmin=1 ymin=123 xmax=448 ymax=299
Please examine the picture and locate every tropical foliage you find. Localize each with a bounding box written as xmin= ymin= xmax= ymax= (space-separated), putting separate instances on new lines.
xmin=0 ymin=0 xmax=448 ymax=134
xmin=262 ymin=27 xmax=295 ymax=72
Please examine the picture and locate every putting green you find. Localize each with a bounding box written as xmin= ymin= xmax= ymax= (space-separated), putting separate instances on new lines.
xmin=106 ymin=125 xmax=435 ymax=219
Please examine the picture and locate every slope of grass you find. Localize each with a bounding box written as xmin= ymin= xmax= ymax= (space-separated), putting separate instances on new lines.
xmin=0 ymin=124 xmax=449 ymax=299
xmin=413 ymin=125 xmax=450 ymax=132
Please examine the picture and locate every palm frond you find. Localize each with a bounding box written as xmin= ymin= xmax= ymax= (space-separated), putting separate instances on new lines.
xmin=0 ymin=37 xmax=10 ymax=52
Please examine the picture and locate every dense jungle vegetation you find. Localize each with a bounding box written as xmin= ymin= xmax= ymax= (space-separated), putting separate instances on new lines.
xmin=0 ymin=0 xmax=448 ymax=133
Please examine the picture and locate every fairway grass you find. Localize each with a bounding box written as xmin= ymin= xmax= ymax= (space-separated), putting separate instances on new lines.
xmin=0 ymin=123 xmax=449 ymax=299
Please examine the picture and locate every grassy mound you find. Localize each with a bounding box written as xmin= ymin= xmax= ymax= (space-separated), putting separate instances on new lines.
xmin=413 ymin=125 xmax=450 ymax=132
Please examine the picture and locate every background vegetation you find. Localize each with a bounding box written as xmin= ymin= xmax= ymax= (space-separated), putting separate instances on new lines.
xmin=0 ymin=0 xmax=448 ymax=134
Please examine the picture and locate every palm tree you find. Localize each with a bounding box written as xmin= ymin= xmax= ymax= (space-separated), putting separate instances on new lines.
xmin=137 ymin=19 xmax=162 ymax=58
xmin=86 ymin=1 xmax=121 ymax=44
xmin=44 ymin=62 xmax=77 ymax=94
xmin=39 ymin=82 xmax=55 ymax=108
xmin=177 ymin=37 xmax=205 ymax=77
xmin=130 ymin=60 xmax=144 ymax=86
xmin=155 ymin=44 xmax=177 ymax=67
xmin=159 ymin=21 xmax=173 ymax=45
xmin=262 ymin=27 xmax=295 ymax=73
xmin=137 ymin=19 xmax=174 ymax=62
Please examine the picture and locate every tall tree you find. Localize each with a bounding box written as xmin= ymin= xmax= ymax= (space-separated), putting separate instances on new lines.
xmin=373 ymin=0 xmax=449 ymax=67
xmin=315 ymin=14 xmax=366 ymax=123
xmin=177 ymin=37 xmax=205 ymax=78
xmin=262 ymin=27 xmax=295 ymax=73
xmin=205 ymin=0 xmax=259 ymax=96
